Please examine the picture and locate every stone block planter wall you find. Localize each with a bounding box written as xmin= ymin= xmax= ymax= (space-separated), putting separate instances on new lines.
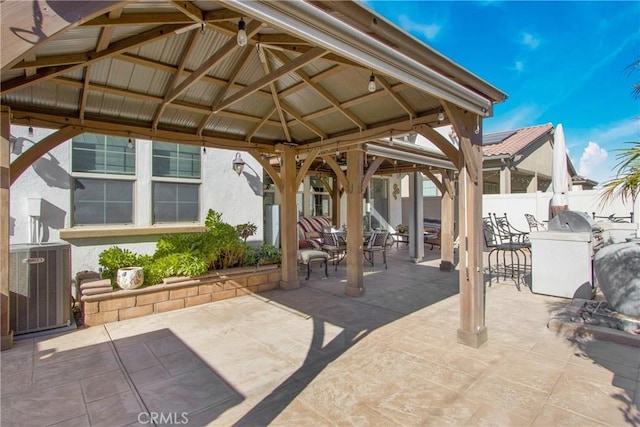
xmin=80 ymin=265 xmax=281 ymax=326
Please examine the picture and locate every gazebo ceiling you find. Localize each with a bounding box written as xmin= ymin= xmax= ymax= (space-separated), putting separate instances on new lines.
xmin=1 ymin=0 xmax=506 ymax=163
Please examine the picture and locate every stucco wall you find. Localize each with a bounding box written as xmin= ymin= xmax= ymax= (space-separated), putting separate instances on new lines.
xmin=9 ymin=125 xmax=265 ymax=276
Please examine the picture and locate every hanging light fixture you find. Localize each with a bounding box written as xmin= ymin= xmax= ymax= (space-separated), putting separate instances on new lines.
xmin=368 ymin=72 xmax=376 ymax=93
xmin=27 ymin=119 xmax=34 ymax=137
xmin=127 ymin=134 xmax=133 ymax=149
xmin=237 ymin=18 xmax=247 ymax=46
xmin=232 ymin=152 xmax=245 ymax=175
xmin=437 ymin=108 xmax=445 ymax=122
xmin=202 ymin=141 xmax=206 ymax=154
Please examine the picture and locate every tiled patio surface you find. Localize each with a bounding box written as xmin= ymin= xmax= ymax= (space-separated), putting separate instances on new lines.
xmin=2 ymin=247 xmax=639 ymax=426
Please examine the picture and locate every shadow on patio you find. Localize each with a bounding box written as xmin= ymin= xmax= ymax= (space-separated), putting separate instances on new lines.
xmin=2 ymin=246 xmax=638 ymax=426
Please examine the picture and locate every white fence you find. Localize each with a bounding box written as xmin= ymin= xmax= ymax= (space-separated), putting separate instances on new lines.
xmin=483 ymin=190 xmax=639 ymax=232
xmin=417 ymin=189 xmax=639 ymax=234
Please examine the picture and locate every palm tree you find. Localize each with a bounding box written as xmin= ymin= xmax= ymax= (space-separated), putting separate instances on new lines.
xmin=599 ymin=141 xmax=640 ymax=205
xmin=599 ymin=59 xmax=640 ymax=206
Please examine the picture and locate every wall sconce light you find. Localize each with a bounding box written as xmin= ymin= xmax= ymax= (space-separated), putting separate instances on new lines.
xmin=237 ymin=18 xmax=247 ymax=46
xmin=232 ymin=152 xmax=245 ymax=175
xmin=368 ymin=72 xmax=376 ymax=93
xmin=437 ymin=108 xmax=445 ymax=122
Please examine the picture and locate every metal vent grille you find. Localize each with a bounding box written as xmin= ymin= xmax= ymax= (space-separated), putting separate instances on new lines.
xmin=9 ymin=244 xmax=71 ymax=335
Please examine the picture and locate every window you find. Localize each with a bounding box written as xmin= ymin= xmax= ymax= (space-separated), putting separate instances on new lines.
xmin=73 ymin=178 xmax=134 ymax=225
xmin=72 ymin=133 xmax=135 ymax=175
xmin=71 ymin=134 xmax=135 ymax=225
xmin=153 ymin=183 xmax=199 ymax=222
xmin=152 ymin=141 xmax=201 ymax=179
xmin=310 ymin=176 xmax=331 ymax=217
xmin=368 ymin=177 xmax=389 ymax=230
xmin=152 ymin=141 xmax=201 ymax=223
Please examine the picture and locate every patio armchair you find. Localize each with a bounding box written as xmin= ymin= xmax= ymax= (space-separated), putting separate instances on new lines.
xmin=491 ymin=212 xmax=531 ymax=248
xmin=320 ymin=231 xmax=347 ymax=270
xmin=524 ymin=213 xmax=546 ymax=231
xmin=363 ymin=230 xmax=389 ymax=269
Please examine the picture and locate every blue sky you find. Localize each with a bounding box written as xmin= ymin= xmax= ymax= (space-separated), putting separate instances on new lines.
xmin=364 ymin=0 xmax=640 ymax=186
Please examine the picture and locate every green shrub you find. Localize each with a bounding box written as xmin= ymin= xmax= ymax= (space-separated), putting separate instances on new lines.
xmin=246 ymin=243 xmax=281 ymax=266
xmin=98 ymin=246 xmax=142 ymax=287
xmin=97 ymin=209 xmax=266 ymax=286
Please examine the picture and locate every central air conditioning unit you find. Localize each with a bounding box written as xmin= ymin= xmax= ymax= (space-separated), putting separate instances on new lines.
xmin=9 ymin=243 xmax=72 ymax=335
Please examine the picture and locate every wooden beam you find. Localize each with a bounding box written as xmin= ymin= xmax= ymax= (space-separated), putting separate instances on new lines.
xmin=248 ymin=149 xmax=282 ymax=192
xmin=153 ymin=29 xmax=202 ymax=129
xmin=277 ymin=144 xmax=301 ymax=290
xmin=1 ymin=106 xmax=13 ymax=350
xmin=414 ymin=124 xmax=460 ymax=169
xmin=213 ymin=47 xmax=327 ymax=113
xmin=9 ymin=111 xmax=275 ymax=152
xmin=295 ymin=148 xmax=321 ymax=189
xmin=321 ymin=155 xmax=348 ymax=190
xmin=81 ymin=10 xmax=241 ymax=27
xmin=345 ymin=150 xmax=365 ymax=296
xmin=2 ymin=24 xmax=185 ymax=95
xmin=197 ymin=45 xmax=254 ymax=135
xmin=9 ymin=126 xmax=84 ymax=185
xmin=170 ymin=0 xmax=204 ymax=22
xmin=361 ymin=156 xmax=384 ymax=192
xmin=248 ymin=106 xmax=278 ymax=141
xmin=280 ymin=102 xmax=327 ymax=140
xmin=376 ymin=74 xmax=416 ymax=119
xmin=272 ymin=50 xmax=366 ymax=130
xmin=422 ymin=169 xmax=445 ymax=194
xmin=163 ymin=20 xmax=263 ymax=105
xmin=1 ymin=1 xmax=128 ymax=70
xmin=79 ymin=65 xmax=91 ymax=122
xmin=439 ymin=169 xmax=455 ymax=272
xmin=259 ymin=48 xmax=291 ymax=142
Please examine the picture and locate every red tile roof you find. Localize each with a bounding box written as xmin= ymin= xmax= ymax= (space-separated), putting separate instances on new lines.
xmin=483 ymin=123 xmax=553 ymax=157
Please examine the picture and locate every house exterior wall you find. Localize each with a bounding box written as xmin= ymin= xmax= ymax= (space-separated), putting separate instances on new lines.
xmin=9 ymin=125 xmax=265 ymax=276
xmin=517 ymin=137 xmax=554 ymax=179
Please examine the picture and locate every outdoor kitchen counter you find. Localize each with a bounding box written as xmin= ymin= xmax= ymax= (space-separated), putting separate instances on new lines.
xmin=529 ymin=230 xmax=594 ymax=299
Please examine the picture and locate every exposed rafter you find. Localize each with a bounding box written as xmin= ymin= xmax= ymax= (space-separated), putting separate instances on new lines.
xmin=272 ymin=50 xmax=365 ymax=130
xmin=197 ymin=45 xmax=254 ymax=135
xmin=153 ymin=29 xmax=202 ymax=129
xmin=259 ymin=47 xmax=291 ymax=142
xmin=2 ymin=24 xmax=184 ymax=94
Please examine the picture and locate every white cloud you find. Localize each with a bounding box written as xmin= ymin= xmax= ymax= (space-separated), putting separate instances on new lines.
xmin=519 ymin=31 xmax=540 ymax=49
xmin=578 ymin=141 xmax=609 ymax=183
xmin=397 ymin=15 xmax=441 ymax=40
xmin=512 ymin=60 xmax=524 ymax=72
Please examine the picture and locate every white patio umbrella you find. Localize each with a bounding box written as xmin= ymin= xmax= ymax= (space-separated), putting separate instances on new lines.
xmin=550 ymin=123 xmax=569 ymax=217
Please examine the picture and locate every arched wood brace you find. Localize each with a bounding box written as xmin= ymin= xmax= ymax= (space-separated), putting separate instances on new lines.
xmin=295 ymin=148 xmax=320 ymax=190
xmin=10 ymin=126 xmax=84 ymax=184
xmin=413 ymin=124 xmax=460 ymax=169
xmin=321 ymin=155 xmax=348 ymax=190
xmin=248 ymin=148 xmax=282 ymax=193
xmin=360 ymin=156 xmax=384 ymax=193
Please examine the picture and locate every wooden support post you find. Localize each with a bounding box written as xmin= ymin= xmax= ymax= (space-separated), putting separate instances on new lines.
xmin=1 ymin=106 xmax=13 ymax=350
xmin=456 ymin=118 xmax=487 ymax=348
xmin=440 ymin=170 xmax=455 ymax=271
xmin=345 ymin=150 xmax=364 ymax=296
xmin=331 ymin=180 xmax=341 ymax=227
xmin=500 ymin=167 xmax=511 ymax=194
xmin=408 ymin=172 xmax=424 ymax=263
xmin=277 ymin=144 xmax=300 ymax=290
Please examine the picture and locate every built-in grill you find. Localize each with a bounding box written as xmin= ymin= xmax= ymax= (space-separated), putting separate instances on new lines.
xmin=529 ymin=210 xmax=603 ymax=298
xmin=547 ymin=210 xmax=604 ymax=252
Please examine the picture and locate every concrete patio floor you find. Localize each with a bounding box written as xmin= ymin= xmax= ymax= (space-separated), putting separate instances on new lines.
xmin=2 ymin=247 xmax=639 ymax=426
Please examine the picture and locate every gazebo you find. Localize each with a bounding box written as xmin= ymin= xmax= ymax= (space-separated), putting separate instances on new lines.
xmin=1 ymin=1 xmax=507 ymax=350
